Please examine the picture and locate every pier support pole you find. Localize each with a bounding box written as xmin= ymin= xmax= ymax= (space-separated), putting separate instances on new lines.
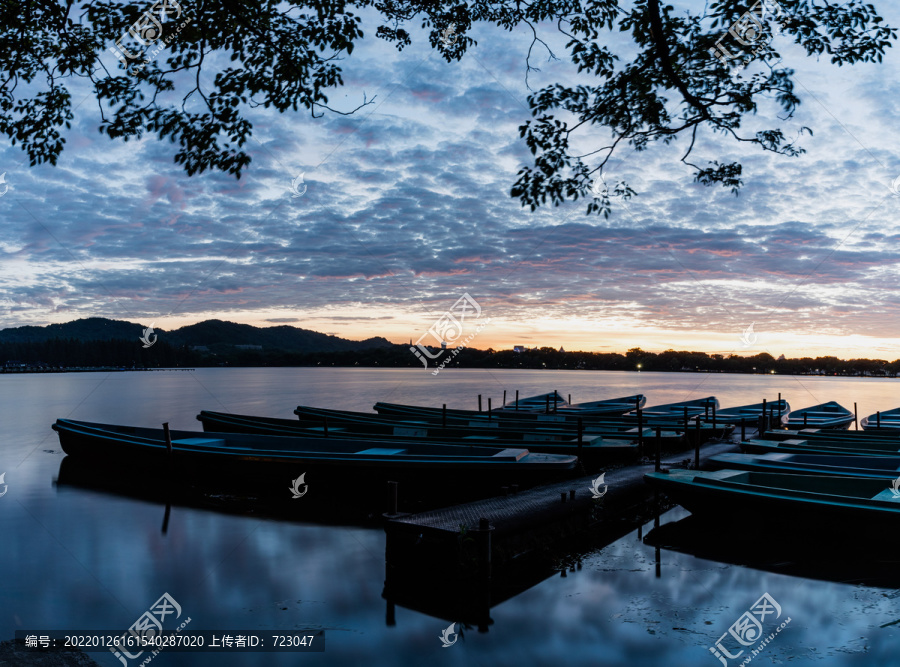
xmin=478 ymin=394 xmax=482 ymax=412
xmin=387 ymin=481 xmax=398 ymax=515
xmin=761 ymin=399 xmax=768 ymax=432
xmin=694 ymin=419 xmax=700 ymax=470
xmin=804 ymin=413 xmax=808 ymax=427
xmin=554 ymin=391 xmax=558 ymax=413
xmin=488 ymin=397 xmax=492 ymax=421
xmin=854 ymin=402 xmax=858 ymax=430
xmin=878 ymin=411 xmax=882 ymax=428
xmin=777 ymin=393 xmax=782 ymax=422
xmin=503 ymin=390 xmax=507 ymax=407
xmin=442 ymin=404 xmax=447 ymax=429
xmin=515 ymin=390 xmax=519 ymax=411
xmin=477 ymin=517 xmax=493 ymax=581
xmin=712 ymin=404 xmax=716 ymax=432
xmin=637 ymin=408 xmax=644 ymax=455
xmin=568 ymin=394 xmax=571 ymax=405
xmin=655 ymin=427 xmax=661 ymax=472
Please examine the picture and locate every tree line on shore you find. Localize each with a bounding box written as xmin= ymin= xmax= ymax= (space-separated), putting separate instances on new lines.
xmin=2 ymin=338 xmax=898 ymax=377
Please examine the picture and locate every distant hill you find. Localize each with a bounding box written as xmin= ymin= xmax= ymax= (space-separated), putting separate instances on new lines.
xmin=0 ymin=317 xmax=393 ymax=353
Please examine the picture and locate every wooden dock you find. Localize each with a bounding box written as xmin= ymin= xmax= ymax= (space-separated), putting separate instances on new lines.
xmin=384 ymin=440 xmax=739 ymax=578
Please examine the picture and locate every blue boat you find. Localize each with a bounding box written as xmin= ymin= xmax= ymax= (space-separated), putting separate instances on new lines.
xmin=781 ymin=401 xmax=853 ymax=429
xmin=861 ymin=407 xmax=900 ymax=431
xmin=711 ymin=451 xmax=900 ymax=480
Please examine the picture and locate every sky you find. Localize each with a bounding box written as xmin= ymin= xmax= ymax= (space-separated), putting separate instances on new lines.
xmin=3 ymin=3 xmax=900 ymax=360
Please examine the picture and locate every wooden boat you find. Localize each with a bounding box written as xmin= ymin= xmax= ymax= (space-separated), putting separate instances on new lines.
xmin=710 ymin=451 xmax=900 ymax=480
xmin=740 ymin=438 xmax=900 ymax=458
xmin=51 ymin=419 xmax=580 ymax=503
xmin=636 ymin=397 xmax=719 ymax=419
xmin=499 ymin=393 xmax=646 ymax=416
xmin=716 ymin=399 xmax=789 ymax=423
xmin=644 ymin=468 xmax=900 ymax=530
xmin=196 ymin=410 xmax=639 ymax=466
xmin=861 ymin=408 xmax=900 ymax=431
xmin=499 ymin=391 xmax=567 ymax=412
xmin=291 ymin=405 xmax=687 ymax=448
xmin=781 ymin=401 xmax=853 ymax=429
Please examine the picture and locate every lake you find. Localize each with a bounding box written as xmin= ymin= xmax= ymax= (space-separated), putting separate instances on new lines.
xmin=3 ymin=368 xmax=900 ymax=666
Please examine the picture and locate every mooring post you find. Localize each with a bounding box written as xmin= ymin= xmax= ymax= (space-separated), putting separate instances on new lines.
xmin=637 ymin=407 xmax=644 ymax=454
xmin=758 ymin=414 xmax=765 ymax=435
xmin=478 ymin=394 xmax=482 ymax=412
xmin=163 ymin=422 xmax=173 ymax=459
xmin=442 ymin=403 xmax=447 ymax=429
xmin=705 ymin=402 xmax=709 ymax=421
xmin=777 ymin=392 xmax=782 ymax=420
xmin=488 ymin=397 xmax=492 ymax=421
xmin=478 ymin=517 xmax=494 ymax=579
xmin=568 ymin=394 xmax=572 ymax=405
xmin=804 ymin=413 xmax=808 ymax=427
xmin=387 ymin=481 xmax=398 ymax=515
xmin=854 ymin=402 xmax=858 ymax=430
xmin=878 ymin=410 xmax=882 ymax=428
xmin=503 ymin=390 xmax=507 ymax=407
xmin=655 ymin=426 xmax=661 ymax=471
xmin=553 ymin=390 xmax=558 ymax=413
xmin=712 ymin=403 xmax=716 ymax=431
xmin=761 ymin=399 xmax=768 ymax=431
xmin=741 ymin=418 xmax=746 ymax=443
xmin=694 ymin=419 xmax=700 ymax=469
xmin=515 ymin=390 xmax=519 ymax=411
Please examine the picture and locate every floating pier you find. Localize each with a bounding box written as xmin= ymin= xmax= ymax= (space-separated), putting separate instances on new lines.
xmin=384 ymin=440 xmax=739 ymax=578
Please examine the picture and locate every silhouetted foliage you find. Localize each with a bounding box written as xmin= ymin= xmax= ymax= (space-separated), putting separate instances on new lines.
xmin=1 ymin=1 xmax=894 ymax=214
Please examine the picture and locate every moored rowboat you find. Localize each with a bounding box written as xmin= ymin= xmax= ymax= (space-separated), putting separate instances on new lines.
xmin=781 ymin=401 xmax=853 ymax=429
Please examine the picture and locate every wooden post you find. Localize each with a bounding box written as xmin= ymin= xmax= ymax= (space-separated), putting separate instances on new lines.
xmin=387 ymin=481 xmax=398 ymax=515
xmin=854 ymin=402 xmax=858 ymax=430
xmin=442 ymin=403 xmax=447 ymax=429
xmin=761 ymin=399 xmax=767 ymax=432
xmin=163 ymin=422 xmax=173 ymax=458
xmin=655 ymin=426 xmax=661 ymax=472
xmin=877 ymin=411 xmax=881 ymax=428
xmin=503 ymin=390 xmax=507 ymax=407
xmin=712 ymin=404 xmax=716 ymax=431
xmin=488 ymin=397 xmax=492 ymax=421
xmin=777 ymin=392 xmax=782 ymax=420
xmin=478 ymin=394 xmax=482 ymax=412
xmin=741 ymin=418 xmax=746 ymax=442
xmin=568 ymin=394 xmax=572 ymax=405
xmin=637 ymin=408 xmax=644 ymax=454
xmin=478 ymin=517 xmax=493 ymax=581
xmin=515 ymin=390 xmax=519 ymax=411
xmin=804 ymin=413 xmax=808 ymax=427
xmin=553 ymin=390 xmax=558 ymax=413
xmin=694 ymin=418 xmax=700 ymax=469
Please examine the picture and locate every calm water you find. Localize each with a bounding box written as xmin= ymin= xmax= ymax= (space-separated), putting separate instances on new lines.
xmin=3 ymin=368 xmax=900 ymax=666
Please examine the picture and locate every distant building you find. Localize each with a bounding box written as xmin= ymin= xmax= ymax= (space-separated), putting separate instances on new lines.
xmin=513 ymin=345 xmax=527 ymax=353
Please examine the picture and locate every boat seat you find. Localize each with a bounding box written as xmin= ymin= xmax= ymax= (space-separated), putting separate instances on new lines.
xmin=355 ymin=447 xmax=407 ymax=455
xmin=490 ymin=448 xmax=528 ymax=461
